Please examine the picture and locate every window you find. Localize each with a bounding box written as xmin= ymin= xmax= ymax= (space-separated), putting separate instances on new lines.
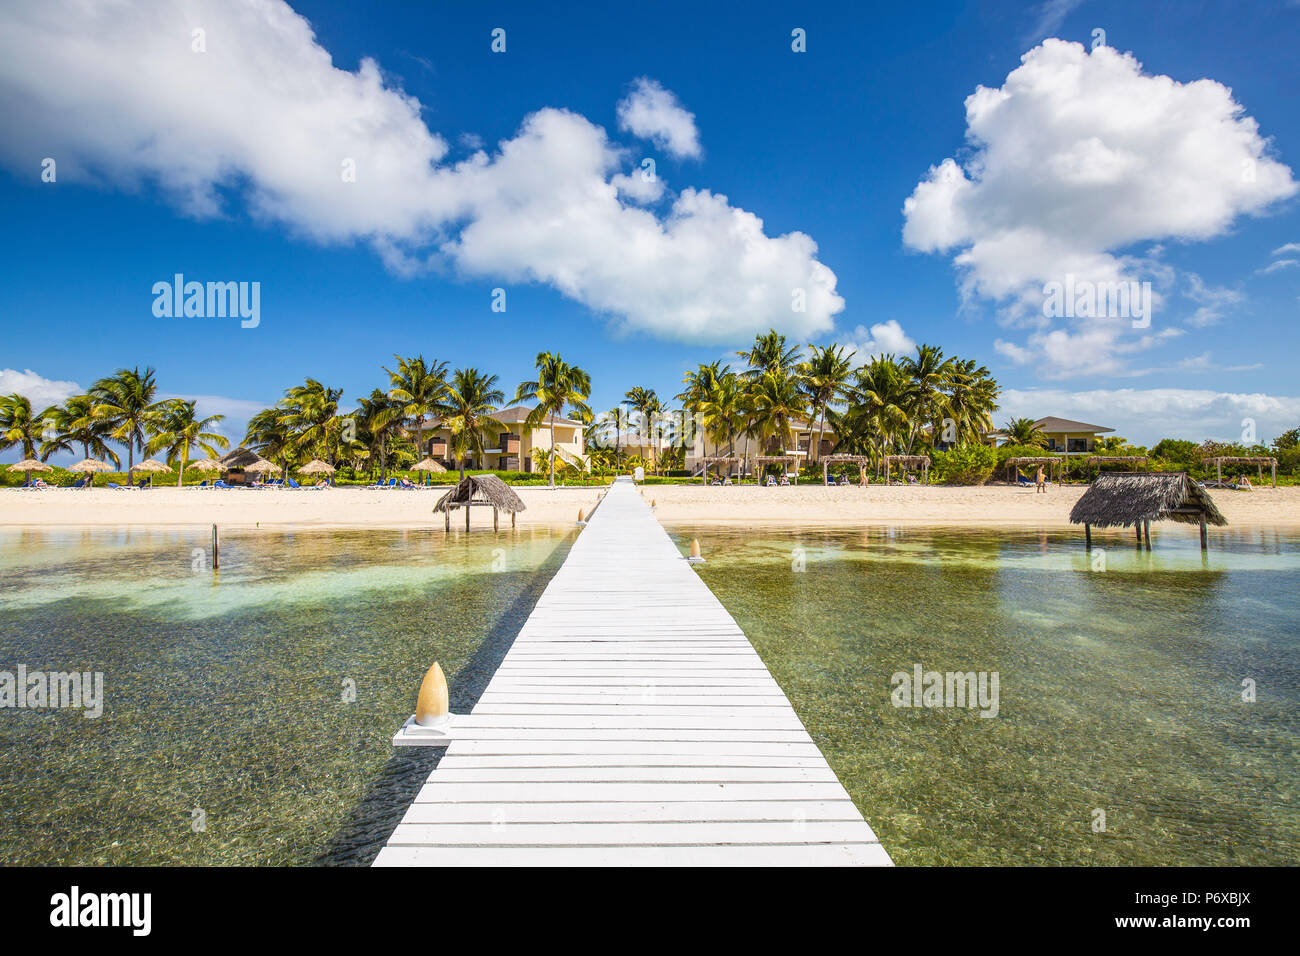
xmin=1068 ymin=438 xmax=1089 ymax=453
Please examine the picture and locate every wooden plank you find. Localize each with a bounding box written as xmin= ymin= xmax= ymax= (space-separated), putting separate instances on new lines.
xmin=373 ymin=843 xmax=891 ymax=867
xmin=376 ymin=477 xmax=891 ymax=867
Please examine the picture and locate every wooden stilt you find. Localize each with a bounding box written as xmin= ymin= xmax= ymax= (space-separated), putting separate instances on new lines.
xmin=1200 ymin=517 xmax=1208 ymax=550
xmin=493 ymin=507 xmax=499 ymax=532
xmin=511 ymin=511 xmax=516 ymax=529
xmin=1135 ymin=524 xmax=1142 ymax=546
xmin=211 ymin=524 xmax=219 ymax=570
xmin=1084 ymin=523 xmax=1091 ymax=549
xmin=1143 ymin=520 xmax=1151 ymax=548
xmin=465 ymin=503 xmax=471 ymax=531
xmin=444 ymin=508 xmax=450 ymax=532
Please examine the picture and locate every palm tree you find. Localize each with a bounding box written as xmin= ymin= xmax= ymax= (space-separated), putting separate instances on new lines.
xmin=944 ymin=358 xmax=1000 ymax=445
xmin=1002 ymin=416 xmax=1047 ymax=448
xmin=384 ymin=355 xmax=450 ymax=472
xmin=899 ymin=344 xmax=958 ymax=453
xmin=90 ymin=367 xmax=165 ymax=477
xmin=677 ymin=362 xmax=728 ymax=458
xmin=244 ymin=407 xmax=296 ymax=478
xmin=353 ymin=389 xmax=404 ymax=481
xmin=623 ymin=387 xmax=661 ymax=473
xmin=280 ymin=379 xmax=345 ymax=463
xmin=146 ymin=400 xmax=229 ymax=486
xmin=0 ymin=394 xmax=53 ymax=460
xmin=835 ymin=356 xmax=918 ymax=466
xmin=40 ymin=394 xmax=120 ymax=466
xmin=799 ymin=344 xmax=854 ymax=463
xmin=698 ymin=370 xmax=745 ymax=459
xmin=738 ymin=330 xmax=801 ymax=379
xmin=748 ymin=368 xmax=808 ymax=471
xmin=442 ymin=367 xmax=505 ymax=479
xmin=513 ymin=352 xmax=592 ymax=488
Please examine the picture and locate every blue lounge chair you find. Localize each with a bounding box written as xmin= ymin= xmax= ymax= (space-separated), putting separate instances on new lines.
xmin=214 ymin=480 xmax=233 ymax=489
xmin=287 ymin=478 xmax=300 ymax=488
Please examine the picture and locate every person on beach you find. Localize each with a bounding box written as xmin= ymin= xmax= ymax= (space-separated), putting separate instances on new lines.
xmin=1035 ymin=466 xmax=1046 ymax=494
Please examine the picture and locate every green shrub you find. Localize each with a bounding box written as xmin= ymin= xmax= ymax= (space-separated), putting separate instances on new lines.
xmin=932 ymin=444 xmax=997 ymax=485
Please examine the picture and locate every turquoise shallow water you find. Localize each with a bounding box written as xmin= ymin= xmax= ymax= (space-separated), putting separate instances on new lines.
xmin=672 ymin=523 xmax=1300 ymax=866
xmin=0 ymin=526 xmax=572 ymax=865
xmin=2 ymin=522 xmax=1296 ymax=866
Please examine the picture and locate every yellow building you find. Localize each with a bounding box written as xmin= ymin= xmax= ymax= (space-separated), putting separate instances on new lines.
xmin=413 ymin=405 xmax=588 ymax=473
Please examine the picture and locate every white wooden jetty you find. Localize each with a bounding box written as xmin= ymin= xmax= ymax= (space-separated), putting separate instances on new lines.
xmin=373 ymin=477 xmax=891 ymax=866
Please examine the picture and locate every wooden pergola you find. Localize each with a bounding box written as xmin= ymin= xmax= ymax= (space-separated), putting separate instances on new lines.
xmin=1202 ymin=456 xmax=1277 ymax=488
xmin=1003 ymin=456 xmax=1065 ymax=484
xmin=820 ymin=454 xmax=872 ymax=486
xmin=878 ymin=455 xmax=930 ymax=484
xmin=1084 ymin=455 xmax=1148 ymax=480
xmin=753 ymin=455 xmax=800 ymax=484
xmin=700 ymin=456 xmax=742 ymax=484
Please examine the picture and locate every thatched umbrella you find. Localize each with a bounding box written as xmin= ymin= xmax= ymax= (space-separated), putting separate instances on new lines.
xmin=433 ymin=474 xmax=526 ymax=531
xmin=243 ymin=458 xmax=280 ymax=484
xmin=132 ymin=457 xmax=172 ymax=488
xmin=1070 ymin=471 xmax=1226 ymax=551
xmin=7 ymin=458 xmax=52 ymax=486
xmin=298 ymin=459 xmax=335 ymax=486
xmin=69 ymin=458 xmax=112 ymax=489
xmin=412 ymin=457 xmax=447 ymax=473
xmin=191 ymin=458 xmax=223 ymax=472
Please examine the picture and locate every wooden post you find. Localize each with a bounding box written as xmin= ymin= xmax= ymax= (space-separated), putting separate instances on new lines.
xmin=465 ymin=503 xmax=471 ymax=531
xmin=1135 ymin=524 xmax=1142 ymax=547
xmin=1084 ymin=523 xmax=1091 ymax=549
xmin=511 ymin=510 xmax=516 ymax=529
xmin=493 ymin=507 xmax=499 ymax=532
xmin=211 ymin=524 xmax=219 ymax=569
xmin=1272 ymin=461 xmax=1277 ymax=489
xmin=1143 ymin=520 xmax=1151 ymax=548
xmin=444 ymin=508 xmax=450 ymax=532
xmin=1199 ymin=517 xmax=1208 ymax=551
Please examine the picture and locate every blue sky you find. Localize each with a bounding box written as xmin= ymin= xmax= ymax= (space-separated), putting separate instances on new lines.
xmin=2 ymin=0 xmax=1298 ymax=453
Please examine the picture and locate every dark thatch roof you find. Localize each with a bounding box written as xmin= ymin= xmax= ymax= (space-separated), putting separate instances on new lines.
xmin=218 ymin=446 xmax=261 ymax=468
xmin=1069 ymin=472 xmax=1227 ymax=528
xmin=432 ymin=474 xmax=526 ymax=514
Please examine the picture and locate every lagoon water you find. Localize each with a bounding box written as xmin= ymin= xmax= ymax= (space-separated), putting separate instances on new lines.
xmin=679 ymin=524 xmax=1300 ymax=866
xmin=0 ymin=527 xmax=571 ymax=865
xmin=1 ymin=522 xmax=1296 ymax=865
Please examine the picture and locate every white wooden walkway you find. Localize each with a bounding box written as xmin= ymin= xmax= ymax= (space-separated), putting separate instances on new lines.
xmin=373 ymin=477 xmax=891 ymax=866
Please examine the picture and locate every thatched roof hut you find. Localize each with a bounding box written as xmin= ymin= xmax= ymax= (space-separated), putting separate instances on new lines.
xmin=1069 ymin=471 xmax=1225 ymax=550
xmin=219 ymin=446 xmax=261 ymax=469
xmin=433 ymin=474 xmax=526 ymax=531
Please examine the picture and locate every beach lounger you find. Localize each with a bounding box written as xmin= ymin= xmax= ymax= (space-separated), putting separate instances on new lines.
xmin=214 ymin=480 xmax=233 ymax=489
xmin=287 ymin=478 xmax=301 ymax=488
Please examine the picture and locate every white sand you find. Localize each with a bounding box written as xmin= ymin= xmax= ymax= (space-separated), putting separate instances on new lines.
xmin=1 ymin=482 xmax=1295 ymax=529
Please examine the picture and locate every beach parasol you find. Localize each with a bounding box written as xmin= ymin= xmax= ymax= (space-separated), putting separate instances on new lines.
xmin=412 ymin=457 xmax=447 ymax=473
xmin=243 ymin=459 xmax=280 ymax=483
xmin=7 ymin=459 xmax=52 ymax=486
xmin=69 ymin=459 xmax=112 ymax=488
xmin=298 ymin=459 xmax=336 ymax=475
xmin=190 ymin=458 xmax=223 ymax=472
xmin=132 ymin=458 xmax=172 ymax=488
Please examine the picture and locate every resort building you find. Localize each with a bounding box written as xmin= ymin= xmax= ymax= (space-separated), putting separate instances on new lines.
xmin=412 ymin=405 xmax=588 ymax=473
xmin=986 ymin=416 xmax=1115 ymax=454
xmin=1032 ymin=416 xmax=1114 ymax=455
xmin=683 ymin=418 xmax=839 ymax=475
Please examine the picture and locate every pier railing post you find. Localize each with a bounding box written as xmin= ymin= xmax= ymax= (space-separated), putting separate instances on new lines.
xmin=211 ymin=523 xmax=219 ymax=569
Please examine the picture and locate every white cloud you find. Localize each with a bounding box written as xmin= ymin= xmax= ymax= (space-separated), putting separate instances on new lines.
xmin=616 ymin=77 xmax=702 ymax=160
xmin=999 ymin=387 xmax=1300 ymax=445
xmin=1272 ymin=242 xmax=1300 ymax=256
xmin=0 ymin=369 xmax=81 ymax=410
xmin=1024 ymin=0 xmax=1086 ymax=42
xmin=903 ymin=39 xmax=1296 ymax=375
xmin=1184 ymin=273 xmax=1245 ymax=327
xmin=1257 ymin=258 xmax=1300 ymax=274
xmin=0 ymin=1 xmax=837 ymax=345
xmin=843 ymin=320 xmax=917 ymax=361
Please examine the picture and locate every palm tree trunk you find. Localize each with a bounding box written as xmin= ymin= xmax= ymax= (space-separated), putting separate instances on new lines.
xmin=816 ymin=404 xmax=827 ymax=463
xmin=178 ymin=449 xmax=187 ymax=487
xmin=548 ymin=411 xmax=557 ymax=488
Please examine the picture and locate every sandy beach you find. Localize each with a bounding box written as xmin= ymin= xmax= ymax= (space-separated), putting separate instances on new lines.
xmin=2 ymin=482 xmax=1295 ymax=529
